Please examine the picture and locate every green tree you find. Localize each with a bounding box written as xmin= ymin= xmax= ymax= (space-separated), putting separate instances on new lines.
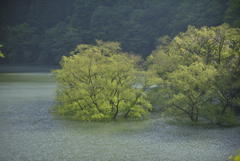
xmin=168 ymin=0 xmax=227 ymax=37
xmin=170 ymin=24 xmax=240 ymax=66
xmin=0 ymin=0 xmax=231 ymax=64
xmin=4 ymin=23 xmax=39 ymax=63
xmin=147 ymin=24 xmax=240 ymax=124
xmin=40 ymin=21 xmax=82 ymax=64
xmin=118 ymin=0 xmax=179 ymax=58
xmin=228 ymin=148 xmax=240 ymax=161
xmin=224 ymin=0 xmax=240 ymax=28
xmin=171 ymin=24 xmax=240 ymax=124
xmin=27 ymin=0 xmax=74 ymax=33
xmin=164 ymin=62 xmax=217 ymax=122
xmin=0 ymin=44 xmax=4 ymax=58
xmin=51 ymin=40 xmax=154 ymax=121
xmin=0 ymin=0 xmax=30 ymax=27
xmin=89 ymin=5 xmax=126 ymax=42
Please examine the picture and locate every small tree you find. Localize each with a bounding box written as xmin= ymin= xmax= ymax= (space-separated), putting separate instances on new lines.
xmin=51 ymin=40 xmax=153 ymax=121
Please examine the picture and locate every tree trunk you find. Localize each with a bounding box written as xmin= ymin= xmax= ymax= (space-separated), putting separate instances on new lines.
xmin=124 ymin=110 xmax=131 ymax=118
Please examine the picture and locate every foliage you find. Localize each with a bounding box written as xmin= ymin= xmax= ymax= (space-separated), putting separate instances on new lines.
xmin=224 ymin=0 xmax=240 ymax=28
xmin=228 ymin=148 xmax=240 ymax=161
xmin=163 ymin=62 xmax=217 ymax=122
xmin=51 ymin=40 xmax=154 ymax=121
xmin=39 ymin=21 xmax=82 ymax=64
xmin=3 ymin=23 xmax=39 ymax=63
xmin=169 ymin=24 xmax=240 ymax=65
xmin=147 ymin=24 xmax=240 ymax=124
xmin=0 ymin=0 xmax=234 ymax=64
xmin=169 ymin=0 xmax=227 ymax=37
xmin=0 ymin=44 xmax=4 ymax=58
xmin=27 ymin=0 xmax=75 ymax=33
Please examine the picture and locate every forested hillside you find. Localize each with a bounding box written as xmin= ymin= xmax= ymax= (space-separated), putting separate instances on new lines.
xmin=0 ymin=0 xmax=239 ymax=64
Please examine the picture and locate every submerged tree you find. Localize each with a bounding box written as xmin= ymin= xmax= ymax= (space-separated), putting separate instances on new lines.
xmin=165 ymin=62 xmax=217 ymax=122
xmin=51 ymin=40 xmax=154 ymax=121
xmin=147 ymin=24 xmax=240 ymax=124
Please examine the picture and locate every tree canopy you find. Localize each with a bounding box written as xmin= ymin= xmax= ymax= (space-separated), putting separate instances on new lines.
xmin=51 ymin=40 xmax=155 ymax=121
xmin=0 ymin=0 xmax=237 ymax=64
xmin=147 ymin=24 xmax=240 ymax=125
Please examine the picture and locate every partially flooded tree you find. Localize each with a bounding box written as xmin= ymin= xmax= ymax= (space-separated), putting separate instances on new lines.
xmin=51 ymin=40 xmax=154 ymax=121
xmin=164 ymin=62 xmax=217 ymax=122
xmin=147 ymin=24 xmax=240 ymax=124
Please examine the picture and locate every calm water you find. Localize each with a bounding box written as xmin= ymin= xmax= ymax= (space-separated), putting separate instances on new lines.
xmin=0 ymin=65 xmax=239 ymax=161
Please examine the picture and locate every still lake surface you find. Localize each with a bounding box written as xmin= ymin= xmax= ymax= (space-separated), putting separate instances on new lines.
xmin=0 ymin=65 xmax=239 ymax=161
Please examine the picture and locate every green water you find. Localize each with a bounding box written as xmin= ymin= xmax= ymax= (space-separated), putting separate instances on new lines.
xmin=0 ymin=65 xmax=239 ymax=161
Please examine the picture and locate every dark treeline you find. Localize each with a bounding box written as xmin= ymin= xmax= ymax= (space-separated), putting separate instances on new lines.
xmin=0 ymin=0 xmax=239 ymax=64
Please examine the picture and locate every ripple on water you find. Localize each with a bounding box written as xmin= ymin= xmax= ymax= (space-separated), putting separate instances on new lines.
xmin=0 ymin=71 xmax=240 ymax=161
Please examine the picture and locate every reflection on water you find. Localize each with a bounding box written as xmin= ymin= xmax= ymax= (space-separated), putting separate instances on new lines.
xmin=0 ymin=65 xmax=239 ymax=161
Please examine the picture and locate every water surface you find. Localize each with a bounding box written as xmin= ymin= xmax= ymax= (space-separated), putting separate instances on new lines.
xmin=0 ymin=65 xmax=239 ymax=161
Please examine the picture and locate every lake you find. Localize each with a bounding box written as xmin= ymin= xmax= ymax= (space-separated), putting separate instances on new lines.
xmin=0 ymin=65 xmax=239 ymax=161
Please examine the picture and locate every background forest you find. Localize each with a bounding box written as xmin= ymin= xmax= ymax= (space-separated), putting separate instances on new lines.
xmin=0 ymin=0 xmax=239 ymax=64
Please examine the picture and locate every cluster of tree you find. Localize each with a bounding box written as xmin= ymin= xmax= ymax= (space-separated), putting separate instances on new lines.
xmin=52 ymin=24 xmax=240 ymax=125
xmin=147 ymin=23 xmax=240 ymax=125
xmin=0 ymin=0 xmax=239 ymax=64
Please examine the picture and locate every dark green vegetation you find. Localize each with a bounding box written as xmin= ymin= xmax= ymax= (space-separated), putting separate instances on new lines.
xmin=0 ymin=0 xmax=240 ymax=64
